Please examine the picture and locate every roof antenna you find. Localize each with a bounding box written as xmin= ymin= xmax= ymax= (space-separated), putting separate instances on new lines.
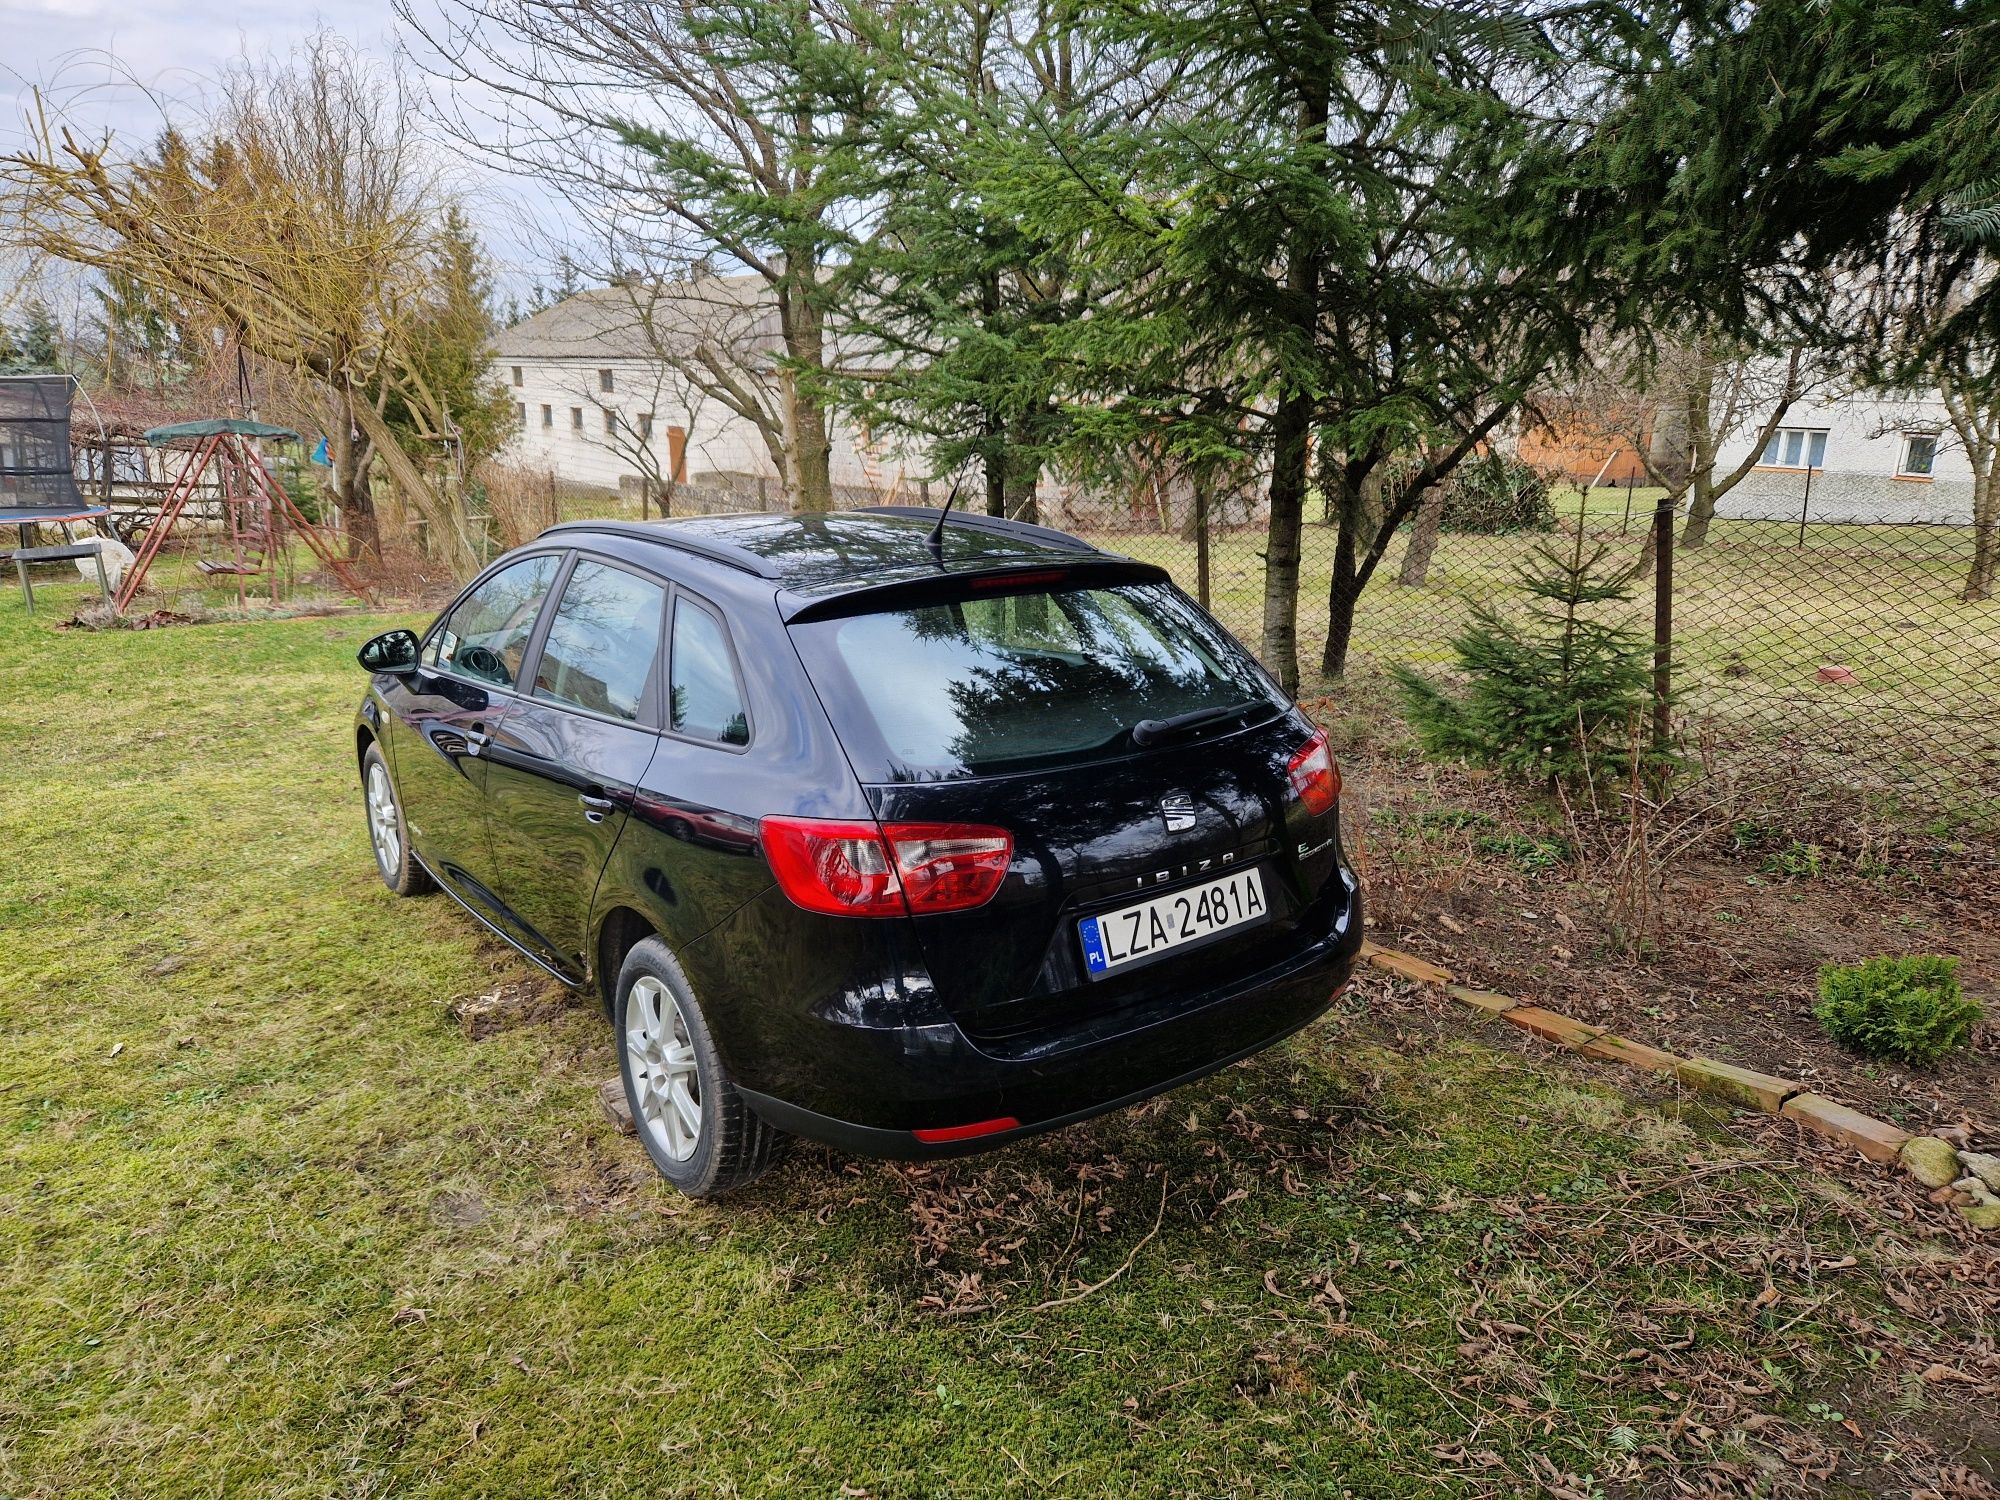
xmin=927 ymin=481 xmax=961 ymax=563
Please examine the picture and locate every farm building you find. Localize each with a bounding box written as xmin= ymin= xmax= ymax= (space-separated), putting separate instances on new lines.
xmin=1713 ymin=378 xmax=1976 ymax=525
xmin=489 ymin=276 xmax=906 ymax=505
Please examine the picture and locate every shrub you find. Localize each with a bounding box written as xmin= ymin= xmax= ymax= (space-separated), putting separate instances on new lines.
xmin=1439 ymin=453 xmax=1557 ymax=534
xmin=1814 ymin=956 xmax=1982 ymax=1067
xmin=1391 ymin=530 xmax=1663 ymax=788
xmin=476 ymin=462 xmax=563 ymax=551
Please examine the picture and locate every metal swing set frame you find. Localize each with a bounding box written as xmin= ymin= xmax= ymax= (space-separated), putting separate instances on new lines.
xmin=114 ymin=422 xmax=371 ymax=616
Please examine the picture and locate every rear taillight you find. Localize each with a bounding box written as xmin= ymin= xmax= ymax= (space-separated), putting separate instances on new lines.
xmin=888 ymin=825 xmax=1014 ymax=912
xmin=1287 ymin=729 xmax=1340 ymax=815
xmin=761 ymin=818 xmax=903 ymax=916
xmin=761 ymin=817 xmax=1012 ymax=917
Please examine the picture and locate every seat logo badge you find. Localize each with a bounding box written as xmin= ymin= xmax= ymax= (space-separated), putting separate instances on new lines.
xmin=1160 ymin=794 xmax=1196 ymax=833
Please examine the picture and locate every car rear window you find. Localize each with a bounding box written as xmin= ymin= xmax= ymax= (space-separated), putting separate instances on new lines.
xmin=790 ymin=581 xmax=1279 ymax=779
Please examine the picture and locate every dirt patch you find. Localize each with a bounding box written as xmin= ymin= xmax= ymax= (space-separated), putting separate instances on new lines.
xmin=1345 ymin=756 xmax=2000 ymax=1142
xmin=445 ymin=978 xmax=571 ymax=1040
xmin=60 ymin=607 xmax=197 ymax=630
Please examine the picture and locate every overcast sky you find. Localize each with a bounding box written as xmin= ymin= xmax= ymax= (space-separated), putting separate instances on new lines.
xmin=3 ymin=0 xmax=552 ymax=298
xmin=6 ymin=0 xmax=396 ymax=139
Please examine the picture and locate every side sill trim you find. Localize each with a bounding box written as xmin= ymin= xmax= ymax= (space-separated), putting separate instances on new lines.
xmin=412 ymin=849 xmax=583 ymax=989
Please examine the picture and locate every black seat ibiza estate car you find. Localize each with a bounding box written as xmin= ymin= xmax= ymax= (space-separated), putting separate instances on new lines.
xmin=353 ymin=508 xmax=1363 ymax=1196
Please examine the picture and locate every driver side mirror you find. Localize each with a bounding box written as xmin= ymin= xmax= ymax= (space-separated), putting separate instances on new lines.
xmin=358 ymin=628 xmax=421 ymax=674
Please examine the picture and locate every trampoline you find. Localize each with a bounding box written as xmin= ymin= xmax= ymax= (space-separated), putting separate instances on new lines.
xmin=0 ymin=375 xmax=112 ymax=610
xmin=0 ymin=375 xmax=107 ymax=525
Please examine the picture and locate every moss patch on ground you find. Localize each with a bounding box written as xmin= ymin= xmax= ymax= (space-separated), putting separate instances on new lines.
xmin=2 ymin=575 xmax=1994 ymax=1498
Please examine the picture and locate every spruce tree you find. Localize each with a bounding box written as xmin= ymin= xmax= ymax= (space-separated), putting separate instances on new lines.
xmin=1391 ymin=527 xmax=1660 ymax=789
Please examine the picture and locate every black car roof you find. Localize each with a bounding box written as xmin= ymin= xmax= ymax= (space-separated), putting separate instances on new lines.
xmin=543 ymin=507 xmax=1101 ymax=592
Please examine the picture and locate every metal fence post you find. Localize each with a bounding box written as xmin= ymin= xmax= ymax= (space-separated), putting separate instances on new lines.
xmin=1652 ymin=490 xmax=1673 ymax=753
xmin=1194 ymin=474 xmax=1211 ymax=610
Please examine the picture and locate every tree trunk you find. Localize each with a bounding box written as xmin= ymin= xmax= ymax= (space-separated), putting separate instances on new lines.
xmin=1678 ymin=377 xmax=1718 ymax=548
xmin=1680 ymin=468 xmax=1716 ymax=548
xmin=1193 ymin=471 xmax=1211 ymax=608
xmin=1260 ymin=46 xmax=1332 ymax=694
xmin=1397 ymin=485 xmax=1444 ymax=586
xmin=330 ymin=395 xmax=379 ymax=559
xmin=984 ymin=418 xmax=1006 ymax=518
xmin=1966 ymin=467 xmax=1997 ymax=602
xmin=1354 ymin=467 xmax=1386 ymax=554
xmin=1003 ymin=410 xmax=1039 ymax=523
xmin=1261 ymin=390 xmax=1313 ymax=693
xmin=347 ymin=396 xmax=476 ymax=577
xmin=776 ymin=267 xmax=834 ymax=513
xmin=1635 ymin=503 xmax=1660 ymax=575
xmin=1321 ymin=468 xmax=1365 ymax=678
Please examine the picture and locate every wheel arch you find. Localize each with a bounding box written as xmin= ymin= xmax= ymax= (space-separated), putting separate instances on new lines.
xmin=594 ymin=905 xmax=659 ymax=1017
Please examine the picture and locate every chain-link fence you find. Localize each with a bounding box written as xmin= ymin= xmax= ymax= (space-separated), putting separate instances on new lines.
xmin=1066 ymin=484 xmax=2000 ymax=831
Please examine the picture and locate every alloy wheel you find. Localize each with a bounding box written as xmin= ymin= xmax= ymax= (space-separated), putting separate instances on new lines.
xmin=626 ymin=976 xmax=703 ymax=1161
xmin=366 ymin=762 xmax=401 ymax=875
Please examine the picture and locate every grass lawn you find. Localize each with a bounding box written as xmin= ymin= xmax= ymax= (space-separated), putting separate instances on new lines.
xmin=3 ymin=569 xmax=1995 ymax=1498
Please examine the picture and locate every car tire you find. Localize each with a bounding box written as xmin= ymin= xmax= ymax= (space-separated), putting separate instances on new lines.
xmin=614 ymin=937 xmax=781 ymax=1198
xmin=361 ymin=743 xmax=434 ymax=897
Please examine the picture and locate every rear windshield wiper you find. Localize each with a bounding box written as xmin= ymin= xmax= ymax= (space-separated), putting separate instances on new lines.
xmin=1130 ymin=700 xmax=1265 ymax=748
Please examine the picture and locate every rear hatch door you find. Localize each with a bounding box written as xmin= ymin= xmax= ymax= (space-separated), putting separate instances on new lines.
xmin=788 ymin=572 xmax=1340 ymax=1042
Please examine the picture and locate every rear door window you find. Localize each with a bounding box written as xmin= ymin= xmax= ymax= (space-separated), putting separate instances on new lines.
xmin=426 ymin=553 xmax=561 ymax=688
xmin=669 ymin=596 xmax=750 ymax=746
xmin=790 ymin=580 xmax=1278 ymax=779
xmin=532 ymin=560 xmax=667 ymax=722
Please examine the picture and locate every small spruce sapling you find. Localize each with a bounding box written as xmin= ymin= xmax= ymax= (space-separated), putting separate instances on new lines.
xmin=1391 ymin=525 xmax=1660 ymax=788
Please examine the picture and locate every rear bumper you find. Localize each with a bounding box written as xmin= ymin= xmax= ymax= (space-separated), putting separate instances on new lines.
xmin=733 ymin=864 xmax=1363 ymax=1158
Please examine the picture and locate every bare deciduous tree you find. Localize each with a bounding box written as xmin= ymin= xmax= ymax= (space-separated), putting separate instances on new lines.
xmin=1541 ymin=336 xmax=1837 ymax=564
xmin=400 ymin=0 xmax=886 ymax=511
xmin=1 ymin=36 xmax=490 ymax=569
xmin=1937 ymin=366 xmax=2000 ymax=601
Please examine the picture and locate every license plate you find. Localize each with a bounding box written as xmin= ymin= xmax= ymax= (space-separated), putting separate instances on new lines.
xmin=1078 ymin=867 xmax=1268 ymax=978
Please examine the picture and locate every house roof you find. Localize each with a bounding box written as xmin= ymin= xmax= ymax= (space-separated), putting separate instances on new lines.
xmin=491 ymin=275 xmax=777 ymax=362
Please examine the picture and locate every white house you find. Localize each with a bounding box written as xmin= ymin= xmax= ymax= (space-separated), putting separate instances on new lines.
xmin=490 ymin=275 xmax=897 ymax=503
xmin=1713 ymin=380 xmax=1976 ymax=525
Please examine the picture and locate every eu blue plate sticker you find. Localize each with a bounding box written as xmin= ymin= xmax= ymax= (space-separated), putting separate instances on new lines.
xmin=1079 ymin=915 xmax=1107 ymax=974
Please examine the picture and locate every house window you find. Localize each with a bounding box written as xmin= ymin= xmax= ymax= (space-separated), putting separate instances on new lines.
xmin=637 ymin=413 xmax=654 ymax=440
xmin=1899 ymin=432 xmax=1938 ymax=477
xmin=540 ymin=404 xmax=553 ymax=428
xmin=570 ymin=407 xmax=584 ymax=431
xmin=598 ymin=369 xmax=615 ymax=393
xmin=1760 ymin=427 xmax=1827 ymax=469
xmin=604 ymin=409 xmax=618 ymax=436
xmin=511 ymin=366 xmax=523 ymax=387
xmin=515 ymin=402 xmax=528 ymax=428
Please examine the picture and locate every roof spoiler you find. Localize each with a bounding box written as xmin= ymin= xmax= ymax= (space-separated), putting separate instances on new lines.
xmin=783 ymin=556 xmax=1170 ymax=624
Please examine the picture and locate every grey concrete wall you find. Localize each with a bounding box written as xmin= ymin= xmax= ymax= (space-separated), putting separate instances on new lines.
xmin=1715 ymin=468 xmax=1974 ymax=525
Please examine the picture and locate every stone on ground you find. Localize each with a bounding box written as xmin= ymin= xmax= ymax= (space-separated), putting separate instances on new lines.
xmin=1899 ymin=1135 xmax=1963 ymax=1189
xmin=599 ymin=1079 xmax=636 ymax=1135
xmin=1955 ymin=1150 xmax=2000 ymax=1194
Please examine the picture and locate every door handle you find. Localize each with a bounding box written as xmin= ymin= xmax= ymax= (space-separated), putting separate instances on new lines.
xmin=464 ymin=721 xmax=490 ymax=756
xmin=579 ymin=792 xmax=617 ymax=824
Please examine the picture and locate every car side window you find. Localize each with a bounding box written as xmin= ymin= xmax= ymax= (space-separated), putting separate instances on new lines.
xmin=532 ymin=560 xmax=667 ymax=723
xmin=429 ymin=554 xmax=561 ymax=688
xmin=669 ymin=596 xmax=750 ymax=746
